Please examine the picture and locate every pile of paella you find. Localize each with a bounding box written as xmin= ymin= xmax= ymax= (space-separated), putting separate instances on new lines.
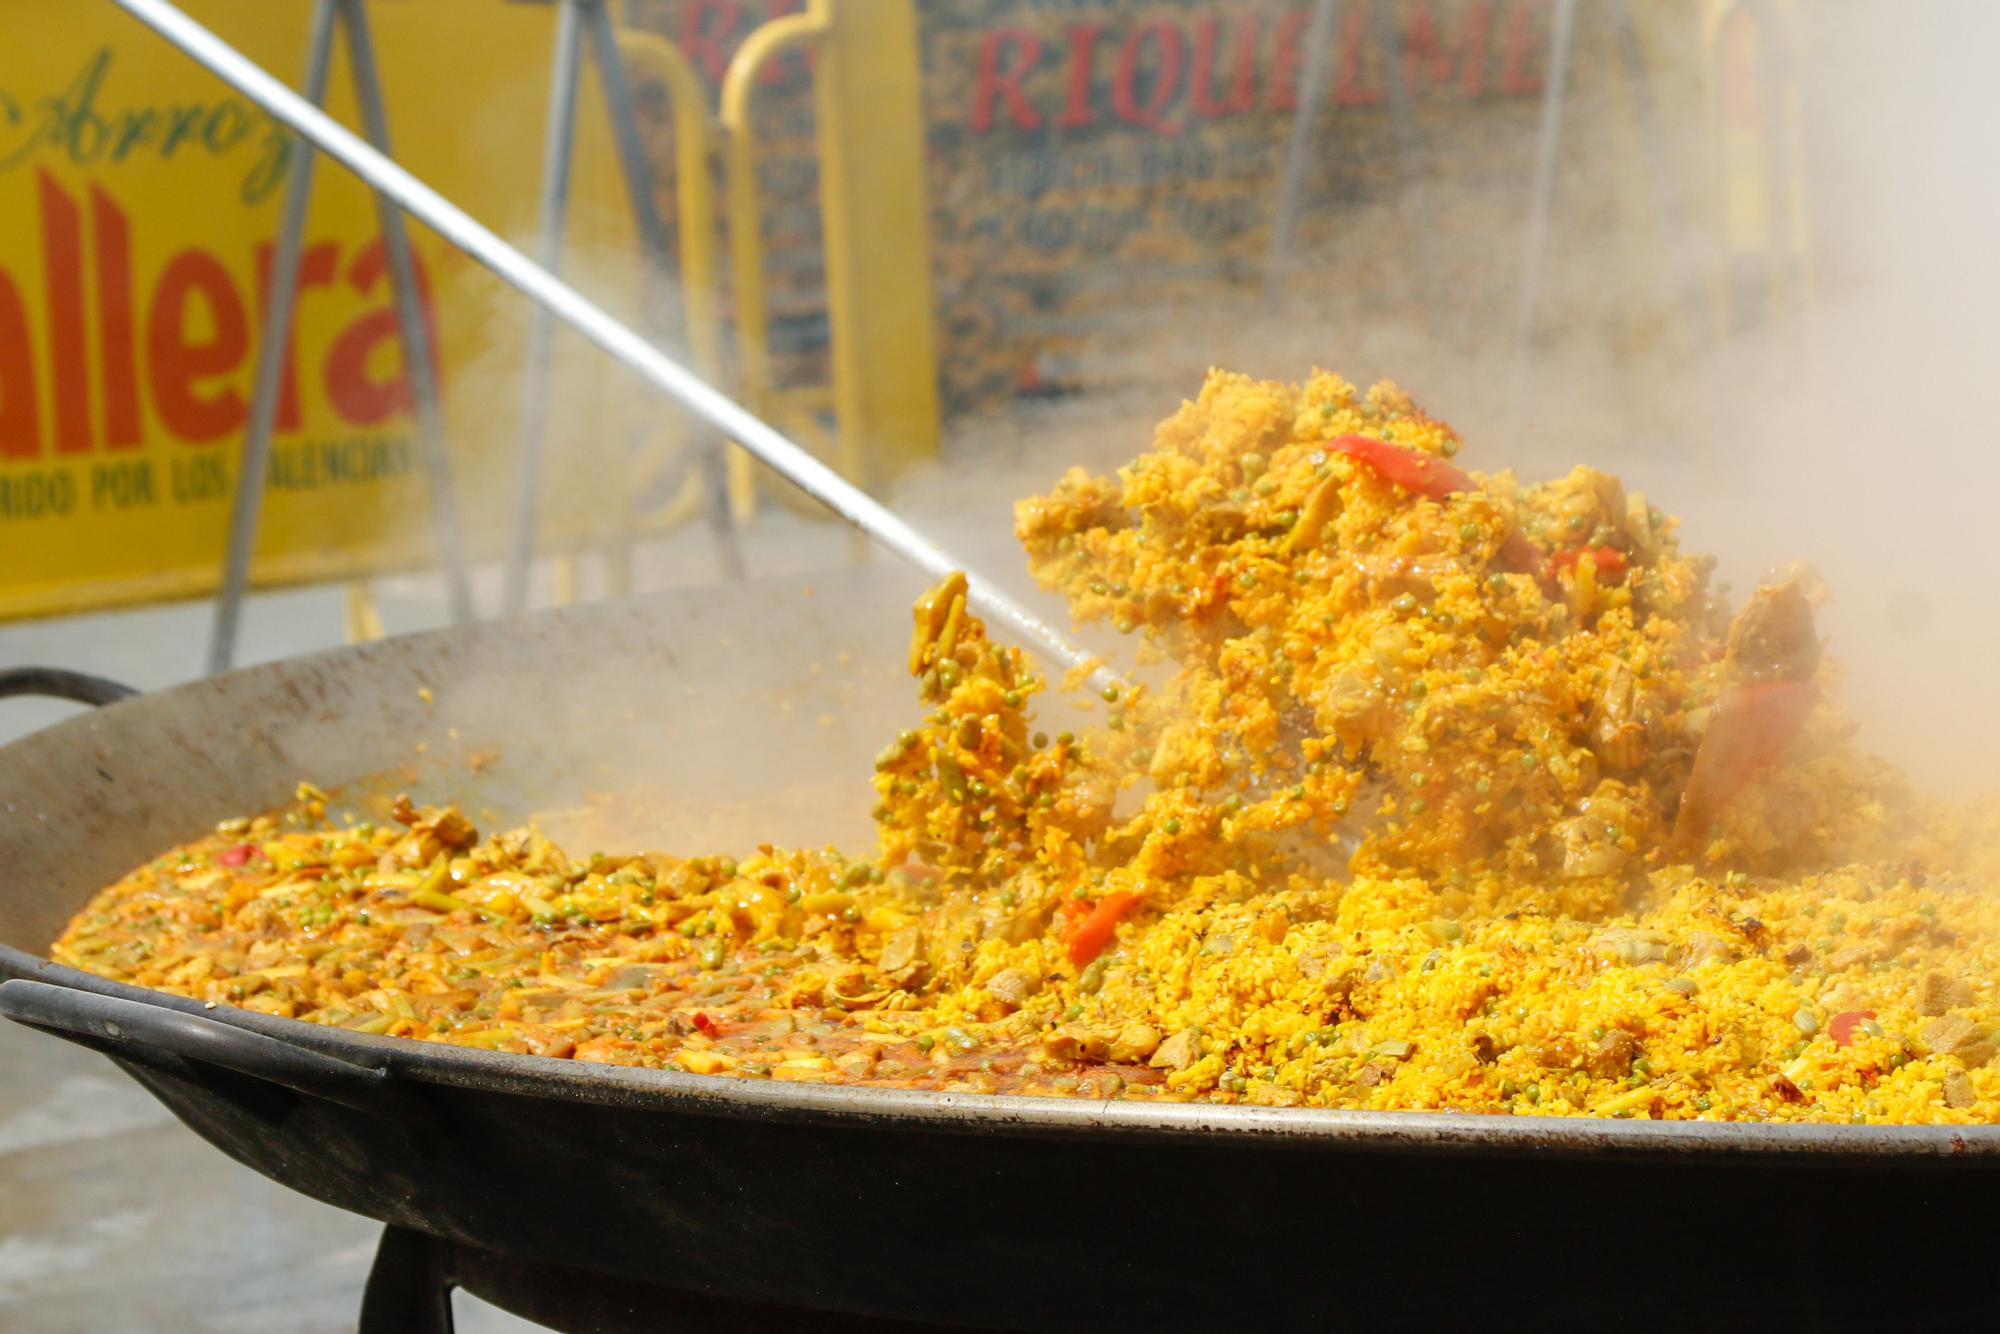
xmin=55 ymin=370 xmax=2000 ymax=1123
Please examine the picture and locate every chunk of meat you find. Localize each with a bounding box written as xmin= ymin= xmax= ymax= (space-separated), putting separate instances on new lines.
xmin=1554 ymin=812 xmax=1631 ymax=879
xmin=1588 ymin=927 xmax=1669 ymax=966
xmin=1586 ymin=1029 xmax=1638 ymax=1077
xmin=1942 ymin=1068 xmax=1977 ymax=1110
xmin=982 ymin=968 xmax=1037 ymax=1011
xmin=1149 ymin=1029 xmax=1201 ymax=1071
xmin=1919 ymin=1015 xmax=1995 ymax=1067
xmin=1725 ymin=579 xmax=1822 ymax=685
xmin=1674 ymin=931 xmax=1738 ymax=968
xmin=877 ymin=926 xmax=923 ymax=974
xmin=1916 ymin=971 xmax=1975 ymax=1017
xmin=1588 ymin=663 xmax=1660 ymax=772
xmin=1107 ymin=1023 xmax=1162 ymax=1063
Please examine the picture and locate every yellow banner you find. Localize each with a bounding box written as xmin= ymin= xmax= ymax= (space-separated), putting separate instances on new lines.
xmin=0 ymin=0 xmax=650 ymax=619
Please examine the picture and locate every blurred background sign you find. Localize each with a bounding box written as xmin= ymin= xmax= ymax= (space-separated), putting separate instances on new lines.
xmin=0 ymin=0 xmax=650 ymax=619
xmin=633 ymin=0 xmax=1714 ymax=428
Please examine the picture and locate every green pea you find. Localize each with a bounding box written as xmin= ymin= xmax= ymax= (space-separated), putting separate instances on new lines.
xmin=1459 ymin=523 xmax=1481 ymax=542
xmin=1162 ymin=818 xmax=1183 ymax=835
xmin=917 ymin=1034 xmax=935 ymax=1052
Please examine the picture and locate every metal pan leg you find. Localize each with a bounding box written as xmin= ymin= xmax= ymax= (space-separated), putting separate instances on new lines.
xmin=359 ymin=1225 xmax=457 ymax=1334
xmin=207 ymin=0 xmax=339 ymax=676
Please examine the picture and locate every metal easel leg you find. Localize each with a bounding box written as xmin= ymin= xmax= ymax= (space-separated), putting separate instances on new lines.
xmin=1508 ymin=0 xmax=1580 ymax=429
xmin=583 ymin=0 xmax=743 ymax=585
xmin=207 ymin=0 xmax=339 ymax=676
xmin=501 ymin=0 xmax=587 ymax=617
xmin=338 ymin=0 xmax=475 ymax=625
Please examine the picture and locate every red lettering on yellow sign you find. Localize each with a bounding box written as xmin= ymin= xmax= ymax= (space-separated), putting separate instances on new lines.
xmin=39 ymin=171 xmax=92 ymax=455
xmin=90 ymin=185 xmax=142 ymax=449
xmin=147 ymin=247 xmax=247 ymax=443
xmin=0 ymin=174 xmax=442 ymax=460
xmin=969 ymin=1 xmax=1550 ymax=135
xmin=0 ymin=271 xmax=37 ymax=459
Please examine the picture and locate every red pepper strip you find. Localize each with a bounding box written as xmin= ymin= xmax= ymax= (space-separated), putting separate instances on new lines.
xmin=1326 ymin=435 xmax=1475 ymax=499
xmin=1547 ymin=545 xmax=1628 ymax=578
xmin=691 ymin=1011 xmax=720 ymax=1038
xmin=1066 ymin=890 xmax=1141 ymax=969
xmin=216 ymin=843 xmax=256 ymax=867
xmin=1828 ymin=1010 xmax=1876 ymax=1047
xmin=1672 ymin=680 xmax=1819 ymax=843
xmin=1328 ymin=435 xmax=1551 ymax=579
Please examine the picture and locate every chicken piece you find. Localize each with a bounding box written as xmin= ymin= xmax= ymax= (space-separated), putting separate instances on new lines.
xmin=982 ymin=968 xmax=1037 ymax=1012
xmin=1942 ymin=1068 xmax=1977 ymax=1110
xmin=1586 ymin=1029 xmax=1638 ymax=1077
xmin=387 ymin=795 xmax=478 ymax=868
xmin=877 ymin=926 xmax=923 ymax=974
xmin=1149 ymin=1029 xmax=1201 ymax=1071
xmin=1587 ymin=927 xmax=1669 ymax=966
xmin=1554 ymin=813 xmax=1631 ymax=879
xmin=1916 ymin=971 xmax=1975 ymax=1017
xmin=1588 ymin=664 xmax=1662 ymax=772
xmin=1919 ymin=1015 xmax=1995 ymax=1067
xmin=1725 ymin=578 xmax=1822 ymax=685
xmin=1107 ymin=1023 xmax=1162 ymax=1063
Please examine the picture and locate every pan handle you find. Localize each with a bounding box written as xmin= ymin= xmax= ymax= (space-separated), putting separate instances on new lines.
xmin=0 ymin=668 xmax=139 ymax=707
xmin=0 ymin=979 xmax=430 ymax=1129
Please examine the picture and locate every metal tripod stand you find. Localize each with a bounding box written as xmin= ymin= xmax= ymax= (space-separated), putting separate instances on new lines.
xmin=501 ymin=0 xmax=742 ymax=617
xmin=209 ymin=0 xmax=472 ymax=674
